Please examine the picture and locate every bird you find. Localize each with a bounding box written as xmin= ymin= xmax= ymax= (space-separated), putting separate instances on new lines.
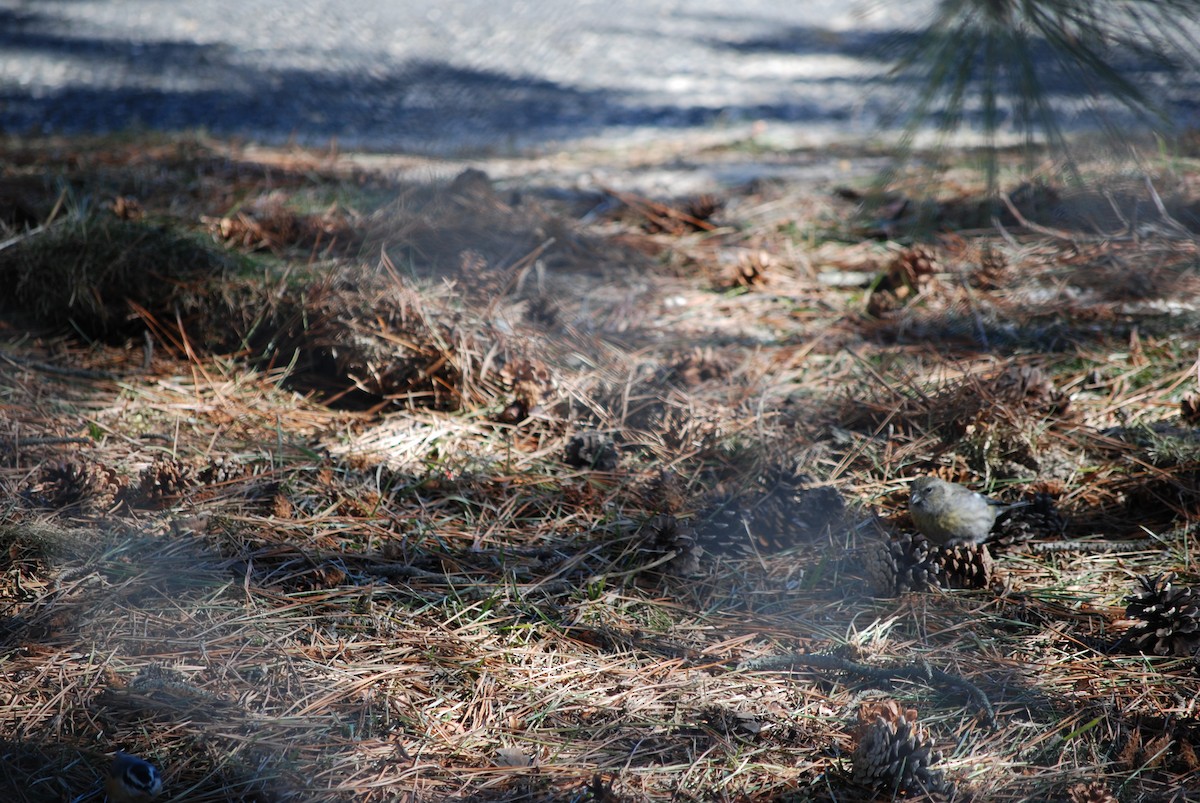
xmin=908 ymin=476 xmax=1030 ymax=546
xmin=106 ymin=753 xmax=162 ymax=802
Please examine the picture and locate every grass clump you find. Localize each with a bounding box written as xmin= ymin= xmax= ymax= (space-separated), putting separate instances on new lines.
xmin=0 ymin=212 xmax=234 ymax=340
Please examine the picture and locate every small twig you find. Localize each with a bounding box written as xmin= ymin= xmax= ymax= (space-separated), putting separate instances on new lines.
xmin=0 ymin=436 xmax=94 ymax=451
xmin=142 ymin=330 xmax=154 ymax=372
xmin=1142 ymin=175 xmax=1195 ymax=238
xmin=1016 ymin=521 xmax=1200 ymax=554
xmin=739 ymin=652 xmax=997 ymax=728
xmin=502 ymin=237 xmax=555 ymax=303
xmin=999 ymin=192 xmax=1124 ymax=244
xmin=1019 ymin=538 xmax=1162 ymax=554
xmin=1102 ymin=188 xmax=1133 ymax=235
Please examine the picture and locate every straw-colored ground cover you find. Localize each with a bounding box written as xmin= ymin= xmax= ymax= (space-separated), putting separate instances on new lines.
xmin=2 ymin=134 xmax=1200 ymax=801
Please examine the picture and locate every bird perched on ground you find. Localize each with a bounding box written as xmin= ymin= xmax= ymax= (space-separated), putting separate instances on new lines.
xmin=106 ymin=753 xmax=162 ymax=802
xmin=909 ymin=476 xmax=1030 ymax=546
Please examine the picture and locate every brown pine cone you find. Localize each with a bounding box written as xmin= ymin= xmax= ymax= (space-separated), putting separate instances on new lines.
xmin=852 ymin=700 xmax=953 ymax=797
xmin=867 ymin=532 xmax=994 ymax=595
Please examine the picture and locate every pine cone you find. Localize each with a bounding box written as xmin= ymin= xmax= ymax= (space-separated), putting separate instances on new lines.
xmin=867 ymin=533 xmax=994 ymax=595
xmin=524 ymin=295 xmax=559 ymax=328
xmin=131 ymin=457 xmax=193 ymax=508
xmin=448 ymin=167 xmax=495 ymax=198
xmin=733 ymin=250 xmax=773 ymax=288
xmin=989 ymin=364 xmax=1071 ymax=417
xmin=683 ymin=193 xmax=722 ymax=224
xmin=696 ymin=469 xmax=845 ymax=555
xmin=21 ymin=460 xmax=126 ymax=514
xmin=645 ymin=514 xmax=703 ymax=576
xmin=893 ymin=244 xmax=941 ymax=281
xmin=1067 ymin=782 xmax=1117 ymax=803
xmin=694 ymin=504 xmax=751 ymax=556
xmin=498 ymin=357 xmax=554 ymax=418
xmin=564 ymin=431 xmax=619 ymax=471
xmin=971 ymin=245 xmax=1007 ymax=290
xmin=867 ymin=532 xmax=938 ymax=595
xmin=21 ymin=461 xmax=89 ymax=509
xmin=130 ymin=663 xmax=197 ymax=694
xmin=640 ymin=469 xmax=687 ymax=515
xmin=993 ymin=492 xmax=1068 ymax=545
xmin=866 ymin=245 xmax=940 ymax=316
xmin=128 ymin=663 xmax=225 ymax=708
xmin=852 ymin=700 xmax=953 ymax=797
xmin=937 ymin=543 xmax=996 ymax=589
xmin=662 ymin=347 xmax=735 ymax=388
xmin=1122 ymin=573 xmax=1200 ymax=657
xmin=611 ymin=392 xmax=725 ymax=456
xmin=747 ymin=481 xmax=845 ymax=551
xmin=197 ymin=456 xmax=244 ymax=485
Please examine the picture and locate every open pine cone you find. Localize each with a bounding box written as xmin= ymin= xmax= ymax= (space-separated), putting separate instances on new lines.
xmin=644 ymin=514 xmax=703 ymax=576
xmin=867 ymin=532 xmax=994 ymax=595
xmin=852 ymin=700 xmax=953 ymax=797
xmin=1122 ymin=573 xmax=1200 ymax=657
xmin=132 ymin=456 xmax=193 ymax=507
xmin=992 ymin=492 xmax=1068 ymax=546
xmin=866 ymin=245 xmax=941 ymax=316
xmin=21 ymin=460 xmax=128 ymax=514
xmin=696 ymin=469 xmax=845 ymax=556
xmin=563 ymin=431 xmax=619 ymax=471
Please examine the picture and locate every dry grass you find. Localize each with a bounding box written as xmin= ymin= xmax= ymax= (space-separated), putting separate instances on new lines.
xmin=2 ymin=134 xmax=1200 ymax=801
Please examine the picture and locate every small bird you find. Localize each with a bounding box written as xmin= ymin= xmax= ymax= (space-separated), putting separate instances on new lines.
xmin=908 ymin=476 xmax=1030 ymax=546
xmin=106 ymin=753 xmax=162 ymax=802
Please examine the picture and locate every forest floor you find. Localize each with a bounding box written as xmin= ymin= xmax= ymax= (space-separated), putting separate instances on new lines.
xmin=2 ymin=131 xmax=1200 ymax=802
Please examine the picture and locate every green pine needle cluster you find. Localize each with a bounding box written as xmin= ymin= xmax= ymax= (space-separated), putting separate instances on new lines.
xmin=888 ymin=0 xmax=1200 ymax=188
